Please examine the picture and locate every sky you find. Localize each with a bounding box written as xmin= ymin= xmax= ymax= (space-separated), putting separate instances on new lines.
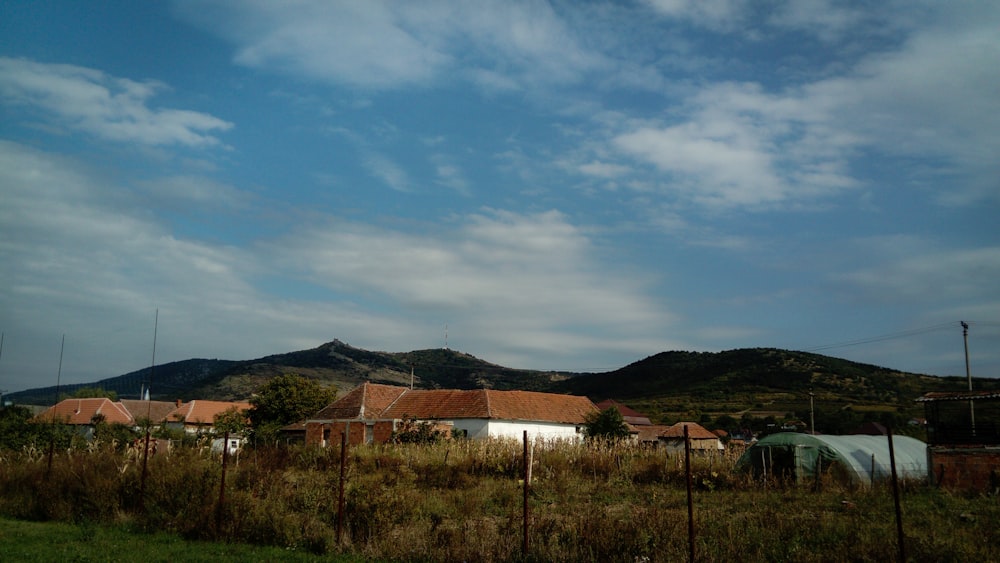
xmin=1 ymin=1 xmax=999 ymax=395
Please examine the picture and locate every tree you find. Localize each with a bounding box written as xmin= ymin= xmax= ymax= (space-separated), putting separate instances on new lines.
xmin=584 ymin=407 xmax=631 ymax=440
xmin=248 ymin=374 xmax=336 ymax=443
xmin=214 ymin=406 xmax=250 ymax=436
xmin=66 ymin=387 xmax=118 ymax=400
xmin=391 ymin=416 xmax=446 ymax=444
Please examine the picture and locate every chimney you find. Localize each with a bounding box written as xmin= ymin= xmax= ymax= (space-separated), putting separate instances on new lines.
xmin=176 ymin=399 xmax=182 ymax=407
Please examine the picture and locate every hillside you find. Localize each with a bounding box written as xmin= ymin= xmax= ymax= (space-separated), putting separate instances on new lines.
xmin=9 ymin=341 xmax=996 ymax=432
xmin=554 ymin=348 xmax=999 ymax=431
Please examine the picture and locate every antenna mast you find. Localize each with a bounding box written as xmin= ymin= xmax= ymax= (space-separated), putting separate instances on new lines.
xmin=55 ymin=334 xmax=65 ymax=403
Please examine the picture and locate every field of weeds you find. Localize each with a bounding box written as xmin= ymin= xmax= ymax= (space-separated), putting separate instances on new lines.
xmin=0 ymin=438 xmax=997 ymax=562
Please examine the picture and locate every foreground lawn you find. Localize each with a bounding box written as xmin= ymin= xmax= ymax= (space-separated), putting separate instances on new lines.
xmin=0 ymin=517 xmax=361 ymax=562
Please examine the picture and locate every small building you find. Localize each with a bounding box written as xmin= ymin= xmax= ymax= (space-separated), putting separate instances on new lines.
xmin=594 ymin=399 xmax=652 ymax=426
xmin=165 ymin=400 xmax=251 ymax=435
xmin=119 ymin=400 xmax=178 ymax=427
xmin=917 ymin=390 xmax=1000 ymax=491
xmin=305 ymin=382 xmax=597 ymax=446
xmin=34 ymin=398 xmax=134 ymax=438
xmin=657 ymin=422 xmax=725 ymax=454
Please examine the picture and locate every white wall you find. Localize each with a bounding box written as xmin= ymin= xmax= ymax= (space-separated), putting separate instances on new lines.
xmin=447 ymin=419 xmax=584 ymax=442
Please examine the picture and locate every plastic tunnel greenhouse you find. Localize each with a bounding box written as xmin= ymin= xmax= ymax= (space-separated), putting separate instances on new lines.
xmin=735 ymin=433 xmax=928 ymax=485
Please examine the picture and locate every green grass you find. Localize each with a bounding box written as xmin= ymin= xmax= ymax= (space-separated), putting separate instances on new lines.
xmin=0 ymin=517 xmax=364 ymax=562
xmin=2 ymin=439 xmax=999 ymax=561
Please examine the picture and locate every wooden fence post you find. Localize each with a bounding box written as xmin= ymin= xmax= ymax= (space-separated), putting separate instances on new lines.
xmin=522 ymin=430 xmax=530 ymax=557
xmin=684 ymin=425 xmax=695 ymax=563
xmin=888 ymin=428 xmax=906 ymax=563
xmin=337 ymin=431 xmax=348 ymax=545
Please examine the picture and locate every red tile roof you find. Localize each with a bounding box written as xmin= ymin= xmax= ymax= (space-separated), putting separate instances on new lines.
xmin=119 ymin=400 xmax=177 ymax=423
xmin=660 ymin=422 xmax=718 ymax=440
xmin=310 ymin=383 xmax=597 ymax=424
xmin=35 ymin=398 xmax=134 ymax=425
xmin=311 ymin=382 xmax=407 ymax=420
xmin=167 ymin=400 xmax=251 ymax=425
xmin=635 ymin=424 xmax=672 ymax=442
xmin=594 ymin=399 xmax=653 ymax=426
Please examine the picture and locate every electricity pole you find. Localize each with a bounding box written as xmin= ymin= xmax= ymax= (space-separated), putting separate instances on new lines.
xmin=962 ymin=321 xmax=975 ymax=437
xmin=809 ymin=389 xmax=815 ymax=435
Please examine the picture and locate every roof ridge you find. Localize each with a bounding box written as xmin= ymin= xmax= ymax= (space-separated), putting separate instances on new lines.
xmin=381 ymin=385 xmax=408 ymax=417
xmin=483 ymin=388 xmax=493 ymax=418
xmin=359 ymin=382 xmax=368 ymax=418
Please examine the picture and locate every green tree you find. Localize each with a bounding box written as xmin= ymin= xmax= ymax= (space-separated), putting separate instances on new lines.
xmin=584 ymin=407 xmax=631 ymax=440
xmin=0 ymin=406 xmax=46 ymax=450
xmin=68 ymin=387 xmax=118 ymax=400
xmin=248 ymin=374 xmax=336 ymax=443
xmin=214 ymin=406 xmax=250 ymax=436
xmin=391 ymin=416 xmax=445 ymax=444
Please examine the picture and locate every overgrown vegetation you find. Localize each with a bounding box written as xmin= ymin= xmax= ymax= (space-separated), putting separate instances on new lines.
xmin=247 ymin=374 xmax=336 ymax=444
xmin=0 ymin=432 xmax=996 ymax=562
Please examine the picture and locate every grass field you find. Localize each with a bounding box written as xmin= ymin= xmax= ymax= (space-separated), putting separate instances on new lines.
xmin=0 ymin=517 xmax=363 ymax=562
xmin=1 ymin=439 xmax=998 ymax=561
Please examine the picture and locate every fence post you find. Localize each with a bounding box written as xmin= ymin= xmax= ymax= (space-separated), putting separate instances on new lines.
xmin=216 ymin=431 xmax=229 ymax=533
xmin=337 ymin=431 xmax=348 ymax=545
xmin=523 ymin=430 xmax=530 ymax=557
xmin=684 ymin=425 xmax=695 ymax=563
xmin=888 ymin=429 xmax=906 ymax=563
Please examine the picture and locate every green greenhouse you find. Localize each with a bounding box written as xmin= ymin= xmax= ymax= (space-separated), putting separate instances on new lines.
xmin=735 ymin=433 xmax=928 ymax=485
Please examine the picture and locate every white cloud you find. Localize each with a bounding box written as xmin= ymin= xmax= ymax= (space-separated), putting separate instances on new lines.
xmin=643 ymin=0 xmax=745 ymax=30
xmin=836 ymin=239 xmax=1000 ymax=304
xmin=0 ymin=57 xmax=232 ymax=147
xmin=267 ymin=209 xmax=671 ymax=358
xmin=139 ymin=175 xmax=252 ymax=210
xmin=363 ymin=153 xmax=410 ymax=192
xmin=0 ymin=140 xmax=676 ymax=390
xmin=173 ymin=0 xmax=606 ymax=91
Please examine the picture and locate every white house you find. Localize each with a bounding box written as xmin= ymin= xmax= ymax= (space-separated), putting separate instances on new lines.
xmin=305 ymin=383 xmax=598 ymax=446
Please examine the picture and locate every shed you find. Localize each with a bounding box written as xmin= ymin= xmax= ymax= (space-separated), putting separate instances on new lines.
xmin=735 ymin=432 xmax=927 ymax=485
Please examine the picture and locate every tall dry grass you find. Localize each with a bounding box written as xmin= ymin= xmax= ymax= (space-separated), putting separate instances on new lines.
xmin=0 ymin=436 xmax=997 ymax=561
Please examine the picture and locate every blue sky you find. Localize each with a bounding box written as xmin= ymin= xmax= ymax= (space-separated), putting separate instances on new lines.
xmin=1 ymin=1 xmax=998 ymax=395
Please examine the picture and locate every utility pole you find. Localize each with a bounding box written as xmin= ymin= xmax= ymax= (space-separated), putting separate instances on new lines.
xmin=962 ymin=321 xmax=975 ymax=437
xmin=809 ymin=389 xmax=815 ymax=435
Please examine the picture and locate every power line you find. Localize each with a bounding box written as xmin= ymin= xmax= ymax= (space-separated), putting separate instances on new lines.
xmin=804 ymin=321 xmax=962 ymax=353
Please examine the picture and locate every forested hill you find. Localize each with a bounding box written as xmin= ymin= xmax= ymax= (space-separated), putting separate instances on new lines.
xmin=8 ymin=342 xmax=995 ymax=417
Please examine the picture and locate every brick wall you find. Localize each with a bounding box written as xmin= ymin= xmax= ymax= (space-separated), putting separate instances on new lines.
xmin=929 ymin=446 xmax=1000 ymax=491
xmin=305 ymin=420 xmax=398 ymax=446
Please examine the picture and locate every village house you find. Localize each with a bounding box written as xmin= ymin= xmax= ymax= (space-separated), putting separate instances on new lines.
xmin=165 ymin=399 xmax=252 ymax=455
xmin=34 ymin=398 xmax=133 ymax=439
xmin=164 ymin=400 xmax=252 ymax=434
xmin=657 ymin=422 xmax=726 ymax=453
xmin=304 ymin=382 xmax=598 ymax=446
xmin=32 ymin=397 xmax=249 ymax=450
xmin=595 ymin=399 xmax=653 ymax=426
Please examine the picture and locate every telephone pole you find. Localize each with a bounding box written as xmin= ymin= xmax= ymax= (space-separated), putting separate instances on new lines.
xmin=962 ymin=321 xmax=975 ymax=436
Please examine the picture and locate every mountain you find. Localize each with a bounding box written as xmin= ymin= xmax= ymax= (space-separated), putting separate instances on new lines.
xmin=9 ymin=341 xmax=995 ymax=430
xmin=5 ymin=339 xmax=567 ymax=405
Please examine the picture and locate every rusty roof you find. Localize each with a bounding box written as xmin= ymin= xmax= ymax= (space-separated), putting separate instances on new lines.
xmin=916 ymin=391 xmax=1000 ymax=402
xmin=595 ymin=399 xmax=653 ymax=426
xmin=311 ymin=382 xmax=407 ymax=420
xmin=660 ymin=422 xmax=719 ymax=440
xmin=167 ymin=400 xmax=251 ymax=425
xmin=119 ymin=400 xmax=177 ymax=423
xmin=34 ymin=398 xmax=134 ymax=425
xmin=310 ymin=383 xmax=597 ymax=424
xmin=635 ymin=424 xmax=671 ymax=442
